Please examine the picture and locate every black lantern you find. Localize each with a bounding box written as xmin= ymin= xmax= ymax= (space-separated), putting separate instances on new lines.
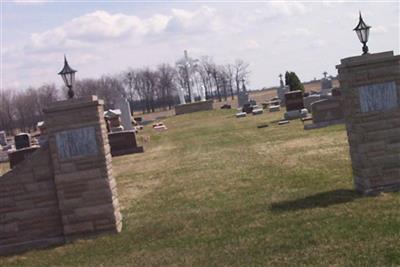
xmin=353 ymin=12 xmax=371 ymax=55
xmin=58 ymin=55 xmax=77 ymax=99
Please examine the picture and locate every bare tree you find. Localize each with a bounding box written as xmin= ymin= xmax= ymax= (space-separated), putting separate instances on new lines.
xmin=74 ymin=75 xmax=124 ymax=109
xmin=36 ymin=83 xmax=59 ymax=116
xmin=14 ymin=88 xmax=39 ymax=132
xmin=233 ymin=59 xmax=250 ymax=94
xmin=0 ymin=89 xmax=16 ymax=134
xmin=157 ymin=64 xmax=177 ymax=110
xmin=121 ymin=69 xmax=137 ymax=103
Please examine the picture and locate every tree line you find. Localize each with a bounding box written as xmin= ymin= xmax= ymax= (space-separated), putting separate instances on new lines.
xmin=0 ymin=55 xmax=249 ymax=134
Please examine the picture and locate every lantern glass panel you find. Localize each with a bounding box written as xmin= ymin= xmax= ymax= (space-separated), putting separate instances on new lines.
xmin=71 ymin=72 xmax=75 ymax=87
xmin=61 ymin=74 xmax=68 ymax=87
xmin=356 ymin=30 xmax=363 ymax=42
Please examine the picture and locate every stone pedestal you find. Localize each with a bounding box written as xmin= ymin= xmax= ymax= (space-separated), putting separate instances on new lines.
xmin=336 ymin=51 xmax=400 ymax=194
xmin=8 ymin=146 xmax=39 ymax=168
xmin=44 ymin=96 xmax=122 ymax=240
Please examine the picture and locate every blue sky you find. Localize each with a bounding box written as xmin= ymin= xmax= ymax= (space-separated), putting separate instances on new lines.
xmin=1 ymin=0 xmax=399 ymax=90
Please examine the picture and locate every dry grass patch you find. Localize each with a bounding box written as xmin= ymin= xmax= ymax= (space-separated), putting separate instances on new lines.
xmin=0 ymin=162 xmax=9 ymax=176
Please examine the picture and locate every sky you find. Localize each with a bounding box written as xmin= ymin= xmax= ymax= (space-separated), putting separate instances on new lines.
xmin=1 ymin=0 xmax=399 ymax=90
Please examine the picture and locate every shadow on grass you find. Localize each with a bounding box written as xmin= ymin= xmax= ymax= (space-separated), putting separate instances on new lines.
xmin=270 ymin=189 xmax=362 ymax=213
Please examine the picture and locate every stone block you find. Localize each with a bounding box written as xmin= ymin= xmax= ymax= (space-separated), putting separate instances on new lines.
xmin=269 ymin=105 xmax=280 ymax=112
xmin=175 ymin=100 xmax=213 ymax=115
xmin=236 ymin=112 xmax=246 ymax=118
xmin=284 ymin=110 xmax=304 ymax=120
xmin=252 ymin=108 xmax=263 ymax=115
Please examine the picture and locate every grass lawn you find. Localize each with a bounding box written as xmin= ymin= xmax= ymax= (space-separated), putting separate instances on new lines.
xmin=2 ymin=108 xmax=400 ymax=266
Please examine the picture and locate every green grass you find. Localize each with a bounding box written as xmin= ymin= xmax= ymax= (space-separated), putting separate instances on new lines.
xmin=2 ymin=109 xmax=400 ymax=266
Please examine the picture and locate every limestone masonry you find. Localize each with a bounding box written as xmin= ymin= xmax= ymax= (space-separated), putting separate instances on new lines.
xmin=337 ymin=51 xmax=400 ymax=194
xmin=0 ymin=96 xmax=122 ymax=255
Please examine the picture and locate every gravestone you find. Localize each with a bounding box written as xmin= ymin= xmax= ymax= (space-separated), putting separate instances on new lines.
xmin=284 ymin=90 xmax=304 ymax=111
xmin=175 ymin=100 xmax=213 ymax=115
xmin=310 ymin=98 xmax=344 ymax=124
xmin=277 ymin=74 xmax=289 ymax=106
xmin=0 ymin=131 xmax=6 ymax=146
xmin=37 ymin=121 xmax=48 ymax=146
xmin=237 ymin=91 xmax=249 ymax=108
xmin=320 ymin=71 xmax=333 ymax=95
xmin=303 ymin=94 xmax=321 ymax=112
xmin=236 ymin=112 xmax=246 ymax=118
xmin=336 ymin=51 xmax=400 ymax=194
xmin=104 ymin=109 xmax=124 ymax=132
xmin=321 ymin=71 xmax=333 ymax=89
xmin=14 ymin=133 xmax=31 ymax=150
xmin=242 ymin=103 xmax=254 ymax=114
xmin=108 ymin=130 xmax=143 ymax=156
xmin=252 ymin=108 xmax=263 ymax=115
xmin=115 ymin=97 xmax=133 ymax=131
xmin=269 ymin=105 xmax=280 ymax=112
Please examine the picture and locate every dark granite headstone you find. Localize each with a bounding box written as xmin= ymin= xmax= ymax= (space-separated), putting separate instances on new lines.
xmin=108 ymin=130 xmax=143 ymax=156
xmin=331 ymin=88 xmax=341 ymax=97
xmin=311 ymin=98 xmax=344 ymax=124
xmin=14 ymin=133 xmax=31 ymax=150
xmin=284 ymin=90 xmax=304 ymax=111
xmin=242 ymin=103 xmax=254 ymax=114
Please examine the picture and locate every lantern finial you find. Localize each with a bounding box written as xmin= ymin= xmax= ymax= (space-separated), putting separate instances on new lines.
xmin=353 ymin=11 xmax=371 ymax=55
xmin=58 ymin=55 xmax=77 ymax=99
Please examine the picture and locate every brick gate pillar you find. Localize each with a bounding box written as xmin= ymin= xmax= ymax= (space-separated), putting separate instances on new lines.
xmin=336 ymin=51 xmax=400 ymax=194
xmin=44 ymin=96 xmax=122 ymax=240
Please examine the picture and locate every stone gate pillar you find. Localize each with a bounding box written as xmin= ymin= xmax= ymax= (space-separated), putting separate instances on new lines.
xmin=44 ymin=96 xmax=122 ymax=240
xmin=336 ymin=51 xmax=400 ymax=194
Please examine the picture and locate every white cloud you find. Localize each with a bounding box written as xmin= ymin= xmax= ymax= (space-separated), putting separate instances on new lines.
xmin=280 ymin=27 xmax=313 ymax=40
xmin=374 ymin=25 xmax=388 ymax=34
xmin=3 ymin=2 xmax=398 ymax=90
xmin=26 ymin=10 xmax=171 ymax=52
xmin=245 ymin=40 xmax=260 ymax=50
xmin=309 ymin=39 xmax=326 ymax=48
xmin=166 ymin=6 xmax=222 ymax=34
xmin=268 ymin=1 xmax=309 ymax=16
xmin=12 ymin=0 xmax=51 ymax=4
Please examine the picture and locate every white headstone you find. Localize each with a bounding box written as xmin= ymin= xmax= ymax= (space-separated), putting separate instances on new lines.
xmin=200 ymin=85 xmax=206 ymax=101
xmin=115 ymin=97 xmax=133 ymax=131
xmin=178 ymin=87 xmax=186 ymax=105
